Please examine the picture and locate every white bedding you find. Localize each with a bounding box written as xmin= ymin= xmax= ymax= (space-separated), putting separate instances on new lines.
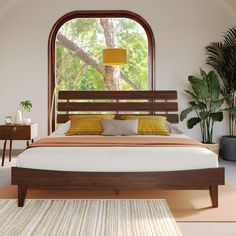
xmin=16 ymin=134 xmax=218 ymax=172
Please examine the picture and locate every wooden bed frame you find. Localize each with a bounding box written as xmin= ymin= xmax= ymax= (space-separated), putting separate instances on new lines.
xmin=12 ymin=90 xmax=225 ymax=207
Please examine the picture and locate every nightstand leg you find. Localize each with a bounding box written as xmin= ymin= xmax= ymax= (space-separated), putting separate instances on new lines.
xmin=26 ymin=141 xmax=29 ymax=147
xmin=1 ymin=140 xmax=7 ymax=167
xmin=31 ymin=139 xmax=34 ymax=143
xmin=9 ymin=140 xmax=12 ymax=162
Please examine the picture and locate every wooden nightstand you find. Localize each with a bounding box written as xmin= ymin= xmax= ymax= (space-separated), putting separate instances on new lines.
xmin=0 ymin=123 xmax=38 ymax=166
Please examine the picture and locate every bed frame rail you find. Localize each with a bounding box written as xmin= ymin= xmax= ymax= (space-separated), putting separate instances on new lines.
xmin=12 ymin=167 xmax=225 ymax=207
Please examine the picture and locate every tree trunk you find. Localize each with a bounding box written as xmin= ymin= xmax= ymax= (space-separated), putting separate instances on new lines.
xmin=100 ymin=19 xmax=121 ymax=90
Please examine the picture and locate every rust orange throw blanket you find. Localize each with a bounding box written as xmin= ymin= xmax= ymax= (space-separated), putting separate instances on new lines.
xmin=29 ymin=136 xmax=205 ymax=148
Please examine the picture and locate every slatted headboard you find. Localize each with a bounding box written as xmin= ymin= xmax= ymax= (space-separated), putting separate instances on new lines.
xmin=56 ymin=90 xmax=178 ymax=128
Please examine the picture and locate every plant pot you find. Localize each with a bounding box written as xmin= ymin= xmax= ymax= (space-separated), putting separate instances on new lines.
xmin=203 ymin=143 xmax=219 ymax=155
xmin=220 ymin=136 xmax=236 ymax=161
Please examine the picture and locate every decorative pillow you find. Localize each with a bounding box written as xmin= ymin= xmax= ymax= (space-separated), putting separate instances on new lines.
xmin=66 ymin=115 xmax=114 ymax=135
xmin=53 ymin=121 xmax=71 ymax=135
xmin=165 ymin=121 xmax=183 ymax=134
xmin=101 ymin=119 xmax=138 ymax=136
xmin=119 ymin=115 xmax=170 ymax=135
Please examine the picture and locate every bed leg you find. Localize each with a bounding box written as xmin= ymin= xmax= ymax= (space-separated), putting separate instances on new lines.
xmin=18 ymin=185 xmax=27 ymax=207
xmin=209 ymin=185 xmax=218 ymax=208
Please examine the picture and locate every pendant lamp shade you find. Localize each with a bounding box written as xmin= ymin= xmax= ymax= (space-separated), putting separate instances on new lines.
xmin=102 ymin=48 xmax=127 ymax=66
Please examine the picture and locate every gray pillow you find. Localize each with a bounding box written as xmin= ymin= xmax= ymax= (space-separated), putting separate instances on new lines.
xmin=101 ymin=119 xmax=138 ymax=136
xmin=165 ymin=121 xmax=183 ymax=134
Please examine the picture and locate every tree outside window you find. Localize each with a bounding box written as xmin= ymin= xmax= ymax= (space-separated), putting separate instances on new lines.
xmin=56 ymin=18 xmax=148 ymax=91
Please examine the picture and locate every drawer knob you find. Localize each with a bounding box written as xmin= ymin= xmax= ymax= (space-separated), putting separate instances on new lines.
xmin=13 ymin=127 xmax=17 ymax=132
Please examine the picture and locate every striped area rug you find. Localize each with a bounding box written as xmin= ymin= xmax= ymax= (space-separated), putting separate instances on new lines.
xmin=0 ymin=199 xmax=181 ymax=236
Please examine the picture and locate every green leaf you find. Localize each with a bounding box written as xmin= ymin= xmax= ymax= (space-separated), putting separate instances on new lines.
xmin=187 ymin=117 xmax=201 ymax=129
xmin=199 ymin=111 xmax=210 ymax=120
xmin=210 ymin=112 xmax=223 ymax=122
xmin=211 ymin=99 xmax=224 ymax=110
xmin=188 ymin=76 xmax=209 ymax=99
xmin=206 ymin=70 xmax=220 ymax=101
xmin=180 ymin=107 xmax=193 ymax=121
xmin=198 ymin=101 xmax=207 ymax=109
xmin=184 ymin=90 xmax=198 ymax=101
xmin=200 ymin=67 xmax=207 ymax=82
xmin=189 ymin=101 xmax=206 ymax=110
xmin=189 ymin=101 xmax=206 ymax=111
xmin=189 ymin=101 xmax=199 ymax=109
xmin=20 ymin=100 xmax=32 ymax=112
xmin=226 ymin=107 xmax=236 ymax=116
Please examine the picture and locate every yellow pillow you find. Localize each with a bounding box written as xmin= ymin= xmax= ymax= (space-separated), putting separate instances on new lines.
xmin=119 ymin=115 xmax=169 ymax=135
xmin=66 ymin=115 xmax=114 ymax=135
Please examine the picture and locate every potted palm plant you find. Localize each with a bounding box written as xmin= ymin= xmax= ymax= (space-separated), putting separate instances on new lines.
xmin=180 ymin=69 xmax=236 ymax=153
xmin=206 ymin=26 xmax=236 ymax=160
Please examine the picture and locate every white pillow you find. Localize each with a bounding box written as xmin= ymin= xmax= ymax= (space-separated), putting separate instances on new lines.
xmin=53 ymin=121 xmax=71 ymax=135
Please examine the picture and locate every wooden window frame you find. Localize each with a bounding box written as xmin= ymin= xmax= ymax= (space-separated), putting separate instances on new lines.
xmin=48 ymin=10 xmax=156 ymax=134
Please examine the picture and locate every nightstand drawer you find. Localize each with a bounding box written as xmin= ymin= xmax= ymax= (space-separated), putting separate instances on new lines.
xmin=0 ymin=124 xmax=38 ymax=140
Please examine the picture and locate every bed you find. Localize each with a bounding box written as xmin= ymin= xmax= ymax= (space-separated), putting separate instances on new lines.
xmin=11 ymin=90 xmax=225 ymax=207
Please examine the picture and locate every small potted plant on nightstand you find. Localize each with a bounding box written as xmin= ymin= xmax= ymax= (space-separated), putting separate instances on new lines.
xmin=14 ymin=100 xmax=32 ymax=124
xmin=180 ymin=68 xmax=236 ymax=154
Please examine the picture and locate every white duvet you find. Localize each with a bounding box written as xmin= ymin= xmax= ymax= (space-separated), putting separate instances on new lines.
xmin=16 ymin=134 xmax=218 ymax=172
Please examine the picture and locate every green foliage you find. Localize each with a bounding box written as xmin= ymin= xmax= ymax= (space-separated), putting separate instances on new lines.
xmin=188 ymin=76 xmax=209 ymax=100
xmin=180 ymin=69 xmax=236 ymax=143
xmin=187 ymin=117 xmax=201 ymax=129
xmin=206 ymin=26 xmax=236 ymax=136
xmin=19 ymin=100 xmax=32 ymax=112
xmin=226 ymin=107 xmax=236 ymax=116
xmin=56 ymin=18 xmax=148 ymax=91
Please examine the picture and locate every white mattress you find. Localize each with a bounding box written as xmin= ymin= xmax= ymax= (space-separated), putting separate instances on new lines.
xmin=16 ymin=134 xmax=218 ymax=172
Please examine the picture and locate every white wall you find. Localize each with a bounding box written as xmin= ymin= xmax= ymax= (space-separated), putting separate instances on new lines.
xmin=0 ymin=0 xmax=236 ymax=148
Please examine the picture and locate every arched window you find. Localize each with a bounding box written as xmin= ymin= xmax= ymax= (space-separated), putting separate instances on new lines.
xmin=48 ymin=10 xmax=155 ymax=133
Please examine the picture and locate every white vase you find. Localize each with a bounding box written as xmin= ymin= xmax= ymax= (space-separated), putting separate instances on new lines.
xmin=14 ymin=110 xmax=22 ymax=124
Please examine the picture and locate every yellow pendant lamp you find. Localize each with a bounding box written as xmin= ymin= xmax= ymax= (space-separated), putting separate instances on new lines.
xmin=102 ymin=48 xmax=127 ymax=66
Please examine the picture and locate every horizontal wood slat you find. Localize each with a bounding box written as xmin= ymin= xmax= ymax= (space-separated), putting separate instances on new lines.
xmin=57 ymin=114 xmax=179 ymax=124
xmin=58 ymin=102 xmax=178 ymax=112
xmin=58 ymin=90 xmax=177 ymax=100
